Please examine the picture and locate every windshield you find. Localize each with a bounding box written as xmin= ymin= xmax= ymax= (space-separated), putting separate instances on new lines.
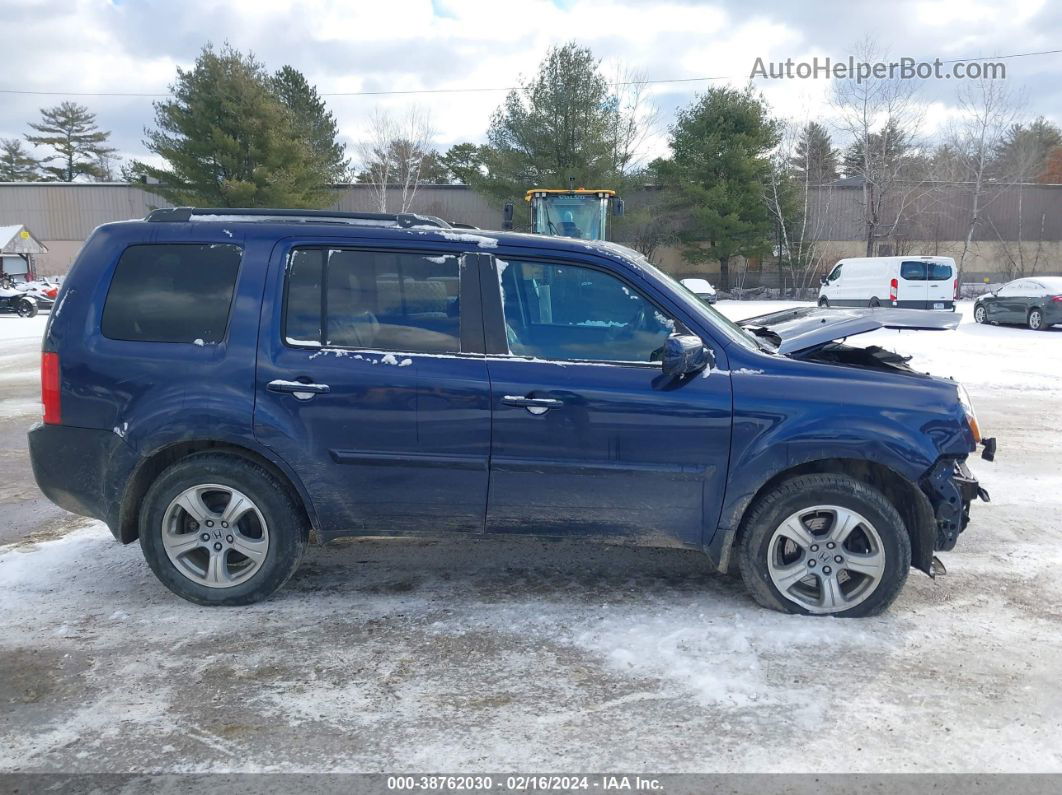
xmin=532 ymin=195 xmax=605 ymax=240
xmin=602 ymin=244 xmax=767 ymax=353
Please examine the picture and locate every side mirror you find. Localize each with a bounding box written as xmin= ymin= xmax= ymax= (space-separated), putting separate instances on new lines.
xmin=820 ymin=275 xmax=829 ymax=286
xmin=613 ymin=198 xmax=624 ymax=217
xmin=502 ymin=201 xmax=514 ymax=230
xmin=662 ymin=334 xmax=714 ymax=378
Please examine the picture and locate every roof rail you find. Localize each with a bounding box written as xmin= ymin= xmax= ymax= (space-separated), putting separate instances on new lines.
xmin=145 ymin=207 xmax=452 ymax=229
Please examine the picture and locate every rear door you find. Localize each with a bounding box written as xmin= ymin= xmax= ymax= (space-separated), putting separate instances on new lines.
xmin=479 ymin=254 xmax=732 ymax=548
xmin=253 ymin=241 xmax=491 ymax=538
xmin=926 ymin=260 xmax=954 ymax=308
xmin=898 ymin=260 xmax=929 ymax=307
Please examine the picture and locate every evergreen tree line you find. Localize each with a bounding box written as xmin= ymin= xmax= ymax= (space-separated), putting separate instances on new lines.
xmin=1 ymin=41 xmax=1060 ymax=288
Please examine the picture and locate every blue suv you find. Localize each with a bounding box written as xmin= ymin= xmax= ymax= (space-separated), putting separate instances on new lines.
xmin=28 ymin=208 xmax=994 ymax=616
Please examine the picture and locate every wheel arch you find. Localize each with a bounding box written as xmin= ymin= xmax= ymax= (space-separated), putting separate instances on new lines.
xmin=711 ymin=457 xmax=936 ymax=576
xmin=117 ymin=439 xmax=319 ymax=544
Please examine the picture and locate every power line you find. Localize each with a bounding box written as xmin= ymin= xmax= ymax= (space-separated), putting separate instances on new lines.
xmin=0 ymin=48 xmax=1058 ymax=99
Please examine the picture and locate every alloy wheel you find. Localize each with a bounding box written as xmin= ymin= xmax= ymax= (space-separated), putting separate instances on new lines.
xmin=766 ymin=505 xmax=886 ymax=614
xmin=161 ymin=484 xmax=270 ymax=588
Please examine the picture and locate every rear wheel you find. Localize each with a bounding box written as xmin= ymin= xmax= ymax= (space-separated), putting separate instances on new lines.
xmin=818 ymin=297 xmax=830 ymax=308
xmin=738 ymin=474 xmax=910 ymax=617
xmin=139 ymin=454 xmax=309 ymax=605
xmin=974 ymin=304 xmax=987 ymax=324
xmin=868 ymin=297 xmax=880 ymax=308
xmin=16 ymin=299 xmax=37 ymax=318
xmin=1028 ymin=308 xmax=1046 ymax=331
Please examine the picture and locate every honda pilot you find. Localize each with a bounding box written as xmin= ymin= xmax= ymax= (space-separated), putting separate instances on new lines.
xmin=28 ymin=208 xmax=994 ymax=616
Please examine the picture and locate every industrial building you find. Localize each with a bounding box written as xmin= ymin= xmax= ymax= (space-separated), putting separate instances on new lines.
xmin=1 ymin=181 xmax=1059 ymax=287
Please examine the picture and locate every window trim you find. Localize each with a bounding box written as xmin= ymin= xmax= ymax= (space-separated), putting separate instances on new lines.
xmin=482 ymin=253 xmax=689 ymax=368
xmin=280 ymin=244 xmax=474 ymax=356
xmin=100 ymin=241 xmax=244 ymax=345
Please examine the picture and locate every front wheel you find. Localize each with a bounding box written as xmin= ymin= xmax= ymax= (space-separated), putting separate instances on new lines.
xmin=818 ymin=297 xmax=830 ymax=308
xmin=738 ymin=474 xmax=911 ymax=617
xmin=974 ymin=304 xmax=987 ymax=324
xmin=139 ymin=454 xmax=309 ymax=605
xmin=16 ymin=298 xmax=37 ymax=318
xmin=1028 ymin=308 xmax=1046 ymax=331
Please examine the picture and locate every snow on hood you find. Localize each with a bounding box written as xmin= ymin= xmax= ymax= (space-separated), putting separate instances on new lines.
xmin=737 ymin=306 xmax=961 ymax=355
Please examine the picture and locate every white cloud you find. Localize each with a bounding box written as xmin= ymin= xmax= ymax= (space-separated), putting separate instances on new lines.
xmin=0 ymin=0 xmax=1058 ymax=169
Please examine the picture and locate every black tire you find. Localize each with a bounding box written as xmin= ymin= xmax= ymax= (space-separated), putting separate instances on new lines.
xmin=139 ymin=453 xmax=309 ymax=605
xmin=1028 ymin=308 xmax=1046 ymax=331
xmin=818 ymin=297 xmax=830 ymax=308
xmin=973 ymin=304 xmax=987 ymax=324
xmin=16 ymin=299 xmax=37 ymax=318
xmin=868 ymin=297 xmax=880 ymax=308
xmin=738 ymin=473 xmax=911 ymax=617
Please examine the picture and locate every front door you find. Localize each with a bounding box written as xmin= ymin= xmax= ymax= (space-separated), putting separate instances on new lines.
xmin=481 ymin=256 xmax=732 ymax=548
xmin=254 ymin=243 xmax=490 ymax=538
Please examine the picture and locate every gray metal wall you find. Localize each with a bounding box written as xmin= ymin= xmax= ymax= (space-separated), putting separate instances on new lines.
xmin=2 ymin=181 xmax=1060 ymax=274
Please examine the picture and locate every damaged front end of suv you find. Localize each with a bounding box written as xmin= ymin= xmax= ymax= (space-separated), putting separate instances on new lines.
xmin=734 ymin=305 xmax=996 ymax=578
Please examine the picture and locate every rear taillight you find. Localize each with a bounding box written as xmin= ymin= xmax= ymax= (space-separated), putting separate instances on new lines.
xmin=1051 ymin=295 xmax=1062 ymax=303
xmin=41 ymin=352 xmax=61 ymax=425
xmin=889 ymin=278 xmax=898 ymax=302
xmin=954 ymin=278 xmax=959 ymax=299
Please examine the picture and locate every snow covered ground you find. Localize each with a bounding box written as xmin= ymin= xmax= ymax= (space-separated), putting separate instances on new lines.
xmin=2 ymin=302 xmax=1062 ymax=773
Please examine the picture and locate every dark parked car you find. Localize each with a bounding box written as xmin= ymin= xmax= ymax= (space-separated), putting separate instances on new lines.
xmin=974 ymin=277 xmax=1062 ymax=330
xmin=29 ymin=208 xmax=994 ymax=617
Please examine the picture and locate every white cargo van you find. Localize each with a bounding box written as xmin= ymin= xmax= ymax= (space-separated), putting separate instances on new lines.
xmin=818 ymin=256 xmax=957 ymax=310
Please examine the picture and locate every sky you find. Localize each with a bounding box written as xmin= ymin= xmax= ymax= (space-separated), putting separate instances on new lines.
xmin=1 ymin=0 xmax=1060 ymax=174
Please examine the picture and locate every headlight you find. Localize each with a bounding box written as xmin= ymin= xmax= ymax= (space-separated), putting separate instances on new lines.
xmin=957 ymin=384 xmax=981 ymax=443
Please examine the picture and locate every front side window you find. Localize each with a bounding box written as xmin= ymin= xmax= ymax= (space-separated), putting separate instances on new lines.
xmin=284 ymin=248 xmax=461 ymax=354
xmin=827 ymin=264 xmax=843 ymax=282
xmin=498 ymin=259 xmax=675 ymax=363
xmin=102 ymin=243 xmax=242 ymax=343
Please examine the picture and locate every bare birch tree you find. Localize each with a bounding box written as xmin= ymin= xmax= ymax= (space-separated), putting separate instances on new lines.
xmin=765 ymin=120 xmax=836 ymax=298
xmin=356 ymin=106 xmax=437 ymax=212
xmin=607 ymin=66 xmax=660 ymax=177
xmin=832 ymin=37 xmax=926 ymax=256
xmin=948 ymin=79 xmax=1018 ymax=282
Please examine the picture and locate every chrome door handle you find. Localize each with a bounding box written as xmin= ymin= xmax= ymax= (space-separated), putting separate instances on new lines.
xmin=268 ymin=379 xmax=330 ymax=395
xmin=501 ymin=395 xmax=563 ymax=414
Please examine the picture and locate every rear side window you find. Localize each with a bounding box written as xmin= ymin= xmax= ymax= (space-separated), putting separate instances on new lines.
xmin=900 ymin=261 xmax=927 ymax=280
xmin=928 ymin=262 xmax=953 ymax=280
xmin=284 ymin=248 xmax=461 ymax=354
xmin=102 ymin=244 xmax=242 ymax=343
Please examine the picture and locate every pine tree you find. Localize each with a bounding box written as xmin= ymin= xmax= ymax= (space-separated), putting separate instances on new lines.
xmin=791 ymin=122 xmax=838 ymax=185
xmin=842 ymin=119 xmax=913 ymax=178
xmin=656 ymin=86 xmax=780 ymax=291
xmin=992 ymin=116 xmax=1062 ymax=181
xmin=25 ymin=102 xmax=116 ymax=181
xmin=271 ymin=65 xmax=349 ymax=183
xmin=0 ymin=139 xmax=41 ymax=181
xmin=135 ymin=45 xmax=336 ymax=207
xmin=475 ymin=43 xmax=633 ymax=202
xmin=441 ymin=142 xmax=485 ymax=184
